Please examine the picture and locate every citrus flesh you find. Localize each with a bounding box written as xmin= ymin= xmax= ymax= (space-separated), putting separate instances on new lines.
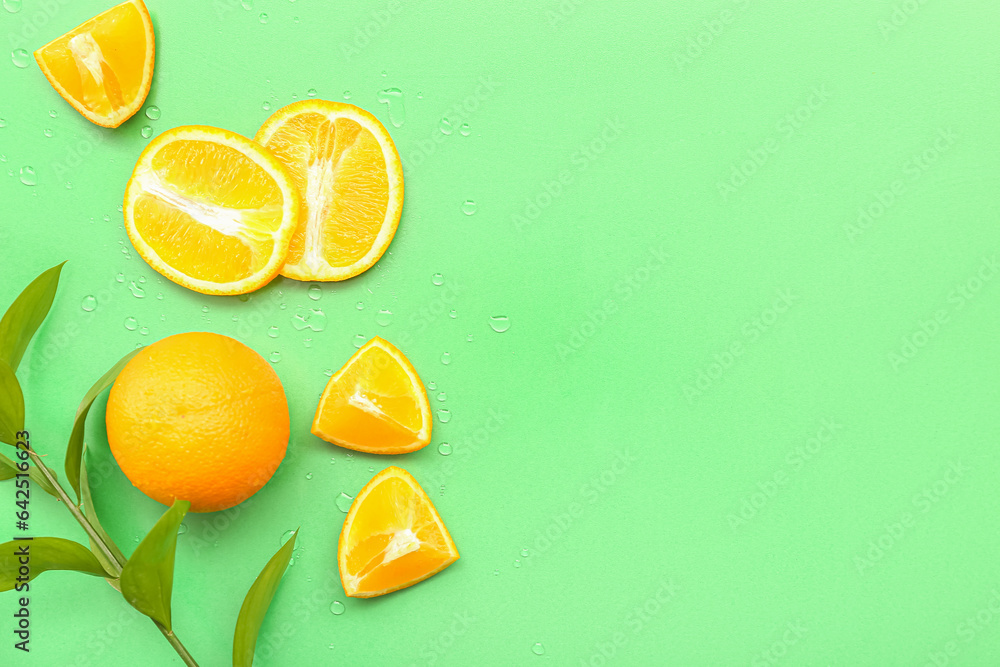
xmin=124 ymin=125 xmax=301 ymax=295
xmin=255 ymin=100 xmax=404 ymax=281
xmin=106 ymin=332 xmax=289 ymax=512
xmin=34 ymin=0 xmax=154 ymax=128
xmin=312 ymin=337 xmax=431 ymax=454
xmin=339 ymin=466 xmax=459 ymax=598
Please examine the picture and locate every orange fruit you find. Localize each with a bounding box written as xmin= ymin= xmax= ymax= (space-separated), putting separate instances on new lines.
xmin=255 ymin=100 xmax=404 ymax=281
xmin=106 ymin=332 xmax=289 ymax=513
xmin=123 ymin=125 xmax=301 ymax=295
xmin=34 ymin=0 xmax=155 ymax=128
xmin=312 ymin=337 xmax=431 ymax=454
xmin=339 ymin=466 xmax=459 ymax=598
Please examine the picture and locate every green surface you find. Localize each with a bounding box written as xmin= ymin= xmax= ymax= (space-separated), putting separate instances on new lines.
xmin=2 ymin=0 xmax=1000 ymax=664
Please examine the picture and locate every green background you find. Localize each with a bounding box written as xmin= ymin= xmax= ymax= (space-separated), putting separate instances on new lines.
xmin=2 ymin=0 xmax=1000 ymax=664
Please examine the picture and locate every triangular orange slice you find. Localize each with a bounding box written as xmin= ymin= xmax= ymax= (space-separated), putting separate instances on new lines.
xmin=312 ymin=337 xmax=431 ymax=454
xmin=34 ymin=0 xmax=155 ymax=128
xmin=339 ymin=467 xmax=459 ymax=598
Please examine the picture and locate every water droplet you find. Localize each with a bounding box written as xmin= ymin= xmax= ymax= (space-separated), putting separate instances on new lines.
xmin=353 ymin=334 xmax=366 ymax=348
xmin=417 ymin=91 xmax=423 ymax=99
xmin=81 ymin=295 xmax=97 ymax=312
xmin=428 ymin=381 xmax=437 ymax=391
xmin=305 ymin=472 xmax=313 ymax=480
xmin=437 ymin=408 xmax=451 ymax=423
xmin=439 ymin=118 xmax=453 ymax=135
xmin=265 ymin=326 xmax=279 ymax=338
xmin=514 ymin=559 xmax=521 ymax=568
xmin=128 ymin=281 xmax=145 ymax=298
xmin=307 ymin=88 xmax=317 ymax=97
xmin=376 ymin=309 xmax=392 ymax=326
xmin=336 ymin=492 xmax=354 ymax=513
xmin=437 ymin=392 xmax=447 ymax=402
xmin=65 ymin=182 xmax=73 ymax=189
xmin=145 ymin=106 xmax=161 ymax=120
xmin=466 ymin=333 xmax=474 ymax=342
xmin=177 ymin=523 xmax=188 ymax=536
xmin=141 ymin=126 xmax=153 ymax=139
xmin=303 ymin=338 xmax=313 ymax=348
xmin=307 ymin=284 xmax=322 ymax=301
xmin=531 ymin=642 xmax=545 ymax=656
xmin=460 ymin=123 xmax=471 ymax=136
xmin=156 ymin=292 xmax=164 ymax=300
xmin=328 ymin=643 xmax=335 ymax=650
xmin=0 ymin=120 xmax=5 ymax=129
xmin=262 ymin=101 xmax=272 ymax=111
xmin=440 ymin=352 xmax=451 ymax=365
xmin=330 ymin=601 xmax=346 ymax=615
xmin=115 ymin=272 xmax=125 ymax=283
xmin=323 ymin=368 xmax=334 ymax=377
xmin=280 ymin=529 xmax=296 ymax=546
xmin=521 ymin=548 xmax=529 ymax=557
xmin=376 ymin=88 xmax=405 ymax=128
xmin=449 ymin=309 xmax=457 ymax=319
xmin=381 ymin=70 xmax=387 ymax=77
xmin=138 ymin=275 xmax=146 ymax=284
xmin=461 ymin=200 xmax=477 ymax=215
xmin=432 ymin=273 xmax=444 ymax=286
xmin=292 ymin=307 xmax=327 ymax=332
xmin=124 ymin=317 xmax=138 ymax=331
xmin=343 ymin=90 xmax=352 ymax=99
xmin=0 ymin=153 xmax=6 ymax=160
xmin=493 ymin=569 xmax=499 ymax=576
xmin=489 ymin=316 xmax=510 ymax=333
xmin=3 ymin=0 xmax=23 ymax=13
xmin=43 ymin=128 xmax=53 ymax=138
xmin=11 ymin=49 xmax=30 ymax=68
xmin=437 ymin=442 xmax=452 ymax=456
xmin=49 ymin=109 xmax=58 ymax=118
xmin=18 ymin=166 xmax=36 ymax=186
xmin=356 ymin=301 xmax=364 ymax=310
xmin=258 ymin=12 xmax=268 ymax=23
xmin=268 ymin=351 xmax=281 ymax=363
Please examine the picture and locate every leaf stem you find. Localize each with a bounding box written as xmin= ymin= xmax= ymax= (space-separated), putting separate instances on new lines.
xmin=25 ymin=448 xmax=200 ymax=667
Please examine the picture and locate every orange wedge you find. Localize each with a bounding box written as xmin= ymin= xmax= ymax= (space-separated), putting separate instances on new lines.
xmin=339 ymin=466 xmax=459 ymax=598
xmin=255 ymin=100 xmax=404 ymax=281
xmin=34 ymin=0 xmax=155 ymax=128
xmin=123 ymin=125 xmax=301 ymax=295
xmin=313 ymin=337 xmax=431 ymax=454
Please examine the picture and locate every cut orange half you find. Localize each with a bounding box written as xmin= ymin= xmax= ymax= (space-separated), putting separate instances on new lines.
xmin=255 ymin=100 xmax=404 ymax=281
xmin=123 ymin=125 xmax=301 ymax=295
xmin=313 ymin=337 xmax=431 ymax=454
xmin=339 ymin=466 xmax=459 ymax=598
xmin=34 ymin=0 xmax=155 ymax=128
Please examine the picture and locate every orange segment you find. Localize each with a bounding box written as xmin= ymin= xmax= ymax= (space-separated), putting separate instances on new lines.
xmin=34 ymin=0 xmax=154 ymax=128
xmin=339 ymin=467 xmax=459 ymax=598
xmin=312 ymin=337 xmax=431 ymax=454
xmin=124 ymin=126 xmax=301 ymax=295
xmin=255 ymin=100 xmax=404 ymax=281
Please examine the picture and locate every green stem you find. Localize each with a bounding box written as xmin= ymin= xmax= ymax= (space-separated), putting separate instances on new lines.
xmin=25 ymin=448 xmax=200 ymax=667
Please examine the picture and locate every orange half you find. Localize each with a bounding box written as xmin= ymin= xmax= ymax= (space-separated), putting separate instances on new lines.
xmin=255 ymin=100 xmax=404 ymax=281
xmin=34 ymin=0 xmax=155 ymax=128
xmin=312 ymin=337 xmax=431 ymax=454
xmin=339 ymin=467 xmax=459 ymax=598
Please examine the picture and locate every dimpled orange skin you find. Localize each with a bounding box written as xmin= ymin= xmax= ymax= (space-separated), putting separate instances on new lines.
xmin=106 ymin=332 xmax=289 ymax=513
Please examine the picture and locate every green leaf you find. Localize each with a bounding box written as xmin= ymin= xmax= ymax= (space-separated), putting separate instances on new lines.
xmin=233 ymin=528 xmax=298 ymax=667
xmin=119 ymin=499 xmax=190 ymax=630
xmin=65 ymin=347 xmax=143 ymax=500
xmin=0 ymin=262 xmax=65 ymax=373
xmin=80 ymin=444 xmax=126 ymax=575
xmin=0 ymin=359 xmax=24 ymax=447
xmin=0 ymin=450 xmax=59 ymax=498
xmin=0 ymin=537 xmax=113 ymax=592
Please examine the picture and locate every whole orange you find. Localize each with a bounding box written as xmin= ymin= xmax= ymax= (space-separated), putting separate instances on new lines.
xmin=106 ymin=332 xmax=289 ymax=512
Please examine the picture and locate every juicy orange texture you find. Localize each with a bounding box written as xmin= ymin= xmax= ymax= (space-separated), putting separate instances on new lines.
xmin=34 ymin=0 xmax=154 ymax=128
xmin=339 ymin=467 xmax=459 ymax=598
xmin=124 ymin=125 xmax=301 ymax=295
xmin=312 ymin=337 xmax=432 ymax=454
xmin=255 ymin=100 xmax=404 ymax=281
xmin=106 ymin=332 xmax=289 ymax=513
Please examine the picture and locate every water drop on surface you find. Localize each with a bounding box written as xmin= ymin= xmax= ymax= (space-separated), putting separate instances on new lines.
xmin=124 ymin=317 xmax=138 ymax=331
xmin=376 ymin=309 xmax=392 ymax=326
xmin=128 ymin=281 xmax=145 ymax=298
xmin=532 ymin=643 xmax=545 ymax=656
xmin=461 ymin=200 xmax=477 ymax=215
xmin=521 ymin=548 xmax=529 ymax=557
xmin=437 ymin=392 xmax=447 ymax=402
xmin=303 ymin=338 xmax=313 ymax=348
xmin=81 ymin=295 xmax=97 ymax=312
xmin=0 ymin=119 xmax=6 ymax=129
xmin=145 ymin=106 xmax=161 ymax=120
xmin=376 ymin=88 xmax=405 ymax=128
xmin=356 ymin=301 xmax=364 ymax=310
xmin=308 ymin=284 xmax=322 ymax=300
xmin=3 ymin=0 xmax=23 ymax=13
xmin=467 ymin=333 xmax=474 ymax=342
xmin=305 ymin=472 xmax=313 ymax=480
xmin=440 ymin=352 xmax=451 ymax=365
xmin=18 ymin=166 xmax=36 ymax=186
xmin=114 ymin=272 xmax=125 ymax=283
xmin=343 ymin=90 xmax=352 ymax=99
xmin=262 ymin=101 xmax=271 ymax=111
xmin=437 ymin=442 xmax=452 ymax=456
xmin=269 ymin=351 xmax=281 ymax=362
xmin=141 ymin=126 xmax=152 ymax=139
xmin=493 ymin=569 xmax=499 ymax=576
xmin=280 ymin=529 xmax=296 ymax=546
xmin=201 ymin=306 xmax=209 ymax=313
xmin=432 ymin=272 xmax=444 ymax=286
xmin=11 ymin=49 xmax=30 ymax=68
xmin=323 ymin=368 xmax=334 ymax=377
xmin=267 ymin=326 xmax=279 ymax=338
xmin=177 ymin=523 xmax=188 ymax=536
xmin=460 ymin=123 xmax=471 ymax=136
xmin=307 ymin=88 xmax=317 ymax=97
xmin=449 ymin=309 xmax=457 ymax=319
xmin=353 ymin=334 xmax=366 ymax=348
xmin=489 ymin=316 xmax=510 ymax=333
xmin=330 ymin=601 xmax=345 ymax=615
xmin=49 ymin=109 xmax=58 ymax=118
xmin=43 ymin=128 xmax=53 ymax=138
xmin=240 ymin=0 xmax=252 ymax=8
xmin=437 ymin=408 xmax=451 ymax=423
xmin=428 ymin=381 xmax=437 ymax=391
xmin=336 ymin=492 xmax=354 ymax=513
xmin=292 ymin=307 xmax=327 ymax=332
xmin=514 ymin=559 xmax=521 ymax=568
xmin=439 ymin=118 xmax=453 ymax=135
xmin=156 ymin=292 xmax=164 ymax=300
